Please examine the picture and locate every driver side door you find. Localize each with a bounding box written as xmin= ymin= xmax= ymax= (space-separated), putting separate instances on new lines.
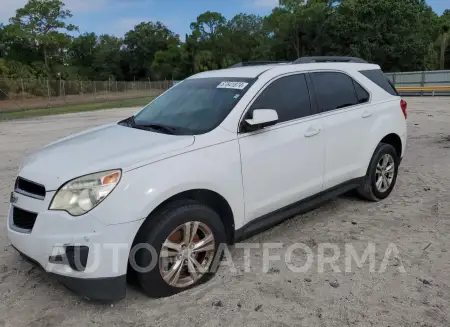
xmin=238 ymin=73 xmax=325 ymax=223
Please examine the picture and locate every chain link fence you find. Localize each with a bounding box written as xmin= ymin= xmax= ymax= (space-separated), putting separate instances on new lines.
xmin=0 ymin=78 xmax=173 ymax=112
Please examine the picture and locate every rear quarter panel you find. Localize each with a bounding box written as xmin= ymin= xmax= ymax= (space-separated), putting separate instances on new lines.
xmin=357 ymin=98 xmax=407 ymax=177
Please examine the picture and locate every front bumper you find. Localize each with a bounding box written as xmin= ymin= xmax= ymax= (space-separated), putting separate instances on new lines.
xmin=7 ymin=190 xmax=143 ymax=300
xmin=13 ymin=245 xmax=127 ymax=301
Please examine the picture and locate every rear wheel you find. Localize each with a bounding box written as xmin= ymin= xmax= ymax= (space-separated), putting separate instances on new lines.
xmin=132 ymin=200 xmax=226 ymax=298
xmin=357 ymin=143 xmax=400 ymax=201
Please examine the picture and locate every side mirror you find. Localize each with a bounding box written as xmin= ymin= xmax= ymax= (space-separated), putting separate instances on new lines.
xmin=244 ymin=109 xmax=279 ymax=132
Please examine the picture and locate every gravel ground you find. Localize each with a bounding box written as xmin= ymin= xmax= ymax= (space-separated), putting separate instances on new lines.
xmin=0 ymin=98 xmax=450 ymax=327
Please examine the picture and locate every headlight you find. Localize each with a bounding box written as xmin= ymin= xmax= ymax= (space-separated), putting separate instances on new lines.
xmin=49 ymin=170 xmax=121 ymax=216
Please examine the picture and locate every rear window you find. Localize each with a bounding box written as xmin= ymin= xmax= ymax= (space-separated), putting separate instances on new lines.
xmin=359 ymin=69 xmax=399 ymax=96
xmin=310 ymin=72 xmax=359 ymax=112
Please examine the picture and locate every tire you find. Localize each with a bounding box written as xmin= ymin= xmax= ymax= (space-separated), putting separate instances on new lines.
xmin=131 ymin=200 xmax=226 ymax=298
xmin=357 ymin=143 xmax=400 ymax=202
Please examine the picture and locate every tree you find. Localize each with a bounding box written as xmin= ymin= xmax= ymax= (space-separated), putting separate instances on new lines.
xmin=0 ymin=0 xmax=447 ymax=81
xmin=264 ymin=0 xmax=333 ymax=60
xmin=152 ymin=45 xmax=181 ymax=80
xmin=68 ymin=33 xmax=98 ymax=79
xmin=123 ymin=21 xmax=180 ymax=80
xmin=189 ymin=12 xmax=227 ymax=69
xmin=439 ymin=10 xmax=450 ymax=69
xmin=0 ymin=24 xmax=6 ymax=58
xmin=328 ymin=0 xmax=438 ymax=71
xmin=194 ymin=50 xmax=217 ymax=72
xmin=221 ymin=14 xmax=266 ymax=63
xmin=190 ymin=11 xmax=226 ymax=41
xmin=94 ymin=35 xmax=125 ymax=80
xmin=9 ymin=0 xmax=78 ymax=76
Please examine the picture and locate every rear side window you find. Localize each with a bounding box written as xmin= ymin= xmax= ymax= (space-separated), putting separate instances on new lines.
xmin=359 ymin=69 xmax=399 ymax=96
xmin=310 ymin=72 xmax=359 ymax=112
xmin=353 ymin=80 xmax=370 ymax=103
xmin=250 ymin=74 xmax=311 ymax=123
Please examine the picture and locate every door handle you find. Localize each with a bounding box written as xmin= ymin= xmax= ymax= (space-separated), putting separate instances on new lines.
xmin=304 ymin=127 xmax=320 ymax=137
xmin=362 ymin=110 xmax=372 ymax=118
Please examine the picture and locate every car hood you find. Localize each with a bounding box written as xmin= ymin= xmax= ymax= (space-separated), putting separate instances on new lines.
xmin=19 ymin=123 xmax=195 ymax=190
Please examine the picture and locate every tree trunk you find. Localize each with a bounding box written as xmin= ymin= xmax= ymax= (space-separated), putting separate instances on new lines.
xmin=440 ymin=33 xmax=448 ymax=70
xmin=293 ymin=30 xmax=301 ymax=58
xmin=43 ymin=45 xmax=49 ymax=75
xmin=42 ymin=46 xmax=51 ymax=103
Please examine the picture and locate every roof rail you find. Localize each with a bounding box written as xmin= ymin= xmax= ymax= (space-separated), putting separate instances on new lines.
xmin=231 ymin=61 xmax=291 ymax=68
xmin=294 ymin=56 xmax=368 ymax=64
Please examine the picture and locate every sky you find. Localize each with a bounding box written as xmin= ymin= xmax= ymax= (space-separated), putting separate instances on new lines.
xmin=0 ymin=0 xmax=448 ymax=39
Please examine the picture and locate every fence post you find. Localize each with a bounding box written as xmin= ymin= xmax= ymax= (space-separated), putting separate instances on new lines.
xmin=421 ymin=71 xmax=425 ymax=97
xmin=392 ymin=72 xmax=397 ymax=88
xmin=94 ymin=81 xmax=97 ymax=98
xmin=21 ymin=78 xmax=25 ymax=102
xmin=46 ymin=79 xmax=51 ymax=104
xmin=80 ymin=80 xmax=83 ymax=97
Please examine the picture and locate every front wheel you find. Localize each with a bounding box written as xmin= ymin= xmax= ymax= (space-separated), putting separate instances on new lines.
xmin=357 ymin=143 xmax=400 ymax=201
xmin=132 ymin=200 xmax=226 ymax=298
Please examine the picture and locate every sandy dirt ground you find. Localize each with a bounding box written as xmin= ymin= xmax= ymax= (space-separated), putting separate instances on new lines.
xmin=0 ymin=97 xmax=449 ymax=327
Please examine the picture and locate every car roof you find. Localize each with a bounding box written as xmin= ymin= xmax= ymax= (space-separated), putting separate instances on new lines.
xmin=188 ymin=65 xmax=285 ymax=79
xmin=189 ymin=62 xmax=381 ymax=79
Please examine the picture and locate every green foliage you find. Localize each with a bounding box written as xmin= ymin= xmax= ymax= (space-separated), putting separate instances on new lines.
xmin=152 ymin=45 xmax=184 ymax=80
xmin=122 ymin=21 xmax=180 ymax=80
xmin=190 ymin=11 xmax=227 ymax=70
xmin=438 ymin=10 xmax=450 ymax=69
xmin=8 ymin=0 xmax=77 ymax=75
xmin=0 ymin=0 xmax=449 ymax=81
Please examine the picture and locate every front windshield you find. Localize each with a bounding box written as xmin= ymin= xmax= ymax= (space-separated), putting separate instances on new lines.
xmin=133 ymin=77 xmax=255 ymax=135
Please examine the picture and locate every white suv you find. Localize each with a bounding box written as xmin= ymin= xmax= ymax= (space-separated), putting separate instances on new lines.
xmin=7 ymin=57 xmax=407 ymax=300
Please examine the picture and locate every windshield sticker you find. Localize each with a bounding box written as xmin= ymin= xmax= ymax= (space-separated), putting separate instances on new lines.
xmin=217 ymin=81 xmax=249 ymax=90
xmin=233 ymin=94 xmax=241 ymax=99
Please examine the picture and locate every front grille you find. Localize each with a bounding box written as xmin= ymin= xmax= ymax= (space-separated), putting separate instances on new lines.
xmin=15 ymin=177 xmax=46 ymax=199
xmin=12 ymin=207 xmax=38 ymax=230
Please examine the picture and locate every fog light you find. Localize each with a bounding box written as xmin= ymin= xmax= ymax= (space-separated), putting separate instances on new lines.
xmin=65 ymin=246 xmax=89 ymax=272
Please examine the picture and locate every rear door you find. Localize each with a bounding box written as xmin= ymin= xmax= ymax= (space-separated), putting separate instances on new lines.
xmin=309 ymin=71 xmax=371 ymax=190
xmin=238 ymin=73 xmax=325 ymax=222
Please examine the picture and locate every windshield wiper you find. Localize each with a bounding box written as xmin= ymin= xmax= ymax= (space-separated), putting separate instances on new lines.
xmin=119 ymin=116 xmax=178 ymax=135
xmin=134 ymin=123 xmax=177 ymax=135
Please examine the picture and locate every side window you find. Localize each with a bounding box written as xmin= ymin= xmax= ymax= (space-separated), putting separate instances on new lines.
xmin=359 ymin=69 xmax=399 ymax=96
xmin=310 ymin=72 xmax=359 ymax=112
xmin=250 ymin=74 xmax=311 ymax=123
xmin=353 ymin=80 xmax=370 ymax=103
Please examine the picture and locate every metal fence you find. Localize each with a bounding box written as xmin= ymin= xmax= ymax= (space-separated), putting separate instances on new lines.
xmin=0 ymin=79 xmax=173 ymax=112
xmin=386 ymin=70 xmax=450 ymax=96
xmin=1 ymin=70 xmax=449 ymax=112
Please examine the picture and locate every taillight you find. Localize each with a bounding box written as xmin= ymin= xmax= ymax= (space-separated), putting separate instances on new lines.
xmin=400 ymin=99 xmax=407 ymax=119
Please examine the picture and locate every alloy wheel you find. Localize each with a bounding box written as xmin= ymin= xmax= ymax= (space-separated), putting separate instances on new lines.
xmin=159 ymin=221 xmax=215 ymax=288
xmin=375 ymin=153 xmax=395 ymax=193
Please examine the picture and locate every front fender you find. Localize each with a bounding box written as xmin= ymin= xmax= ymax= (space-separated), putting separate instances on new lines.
xmin=89 ymin=140 xmax=245 ymax=229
